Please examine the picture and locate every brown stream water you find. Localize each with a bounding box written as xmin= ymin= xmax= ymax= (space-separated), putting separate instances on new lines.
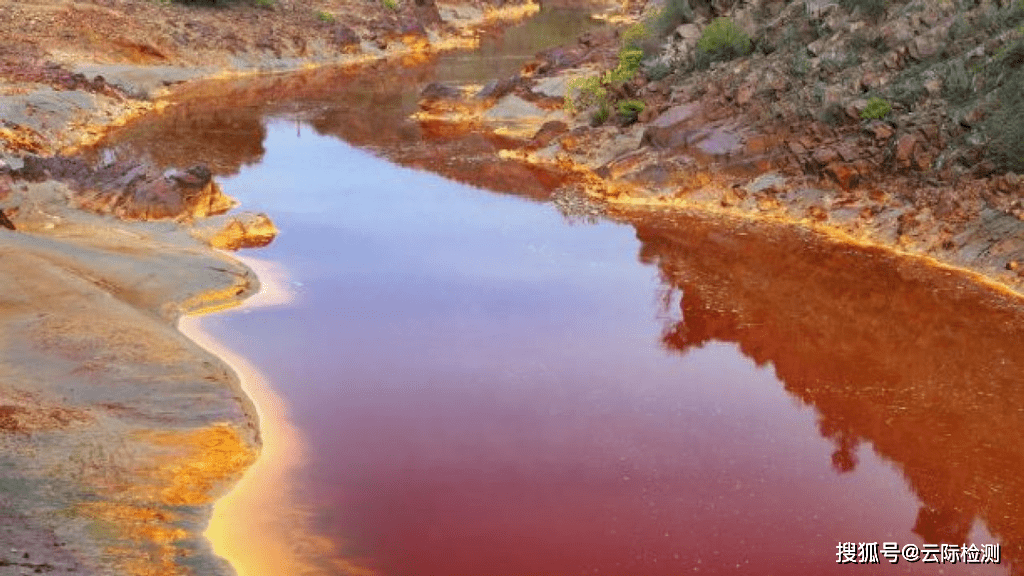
xmin=92 ymin=9 xmax=1024 ymax=576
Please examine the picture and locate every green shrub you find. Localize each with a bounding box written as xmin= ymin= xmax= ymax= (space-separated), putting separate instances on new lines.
xmin=942 ymin=60 xmax=973 ymax=103
xmin=839 ymin=0 xmax=887 ymax=19
xmin=984 ymin=38 xmax=1024 ymax=171
xmin=657 ymin=0 xmax=694 ymax=36
xmin=985 ymin=80 xmax=1024 ymax=171
xmin=253 ymin=0 xmax=274 ymax=9
xmin=695 ymin=18 xmax=752 ymax=68
xmin=860 ymin=97 xmax=891 ymax=120
xmin=621 ymin=22 xmax=650 ymax=51
xmin=644 ymin=60 xmax=673 ymax=81
xmin=316 ymin=10 xmax=335 ymax=22
xmin=382 ymin=0 xmax=398 ymax=10
xmin=617 ymin=99 xmax=646 ymax=121
xmin=591 ymin=101 xmax=611 ymax=126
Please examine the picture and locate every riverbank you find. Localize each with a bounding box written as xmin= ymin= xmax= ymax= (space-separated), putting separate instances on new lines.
xmin=0 ymin=2 xmax=583 ymax=574
xmin=411 ymin=0 xmax=1024 ymax=296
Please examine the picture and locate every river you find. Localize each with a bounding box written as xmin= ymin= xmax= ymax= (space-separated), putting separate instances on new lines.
xmin=92 ymin=7 xmax=1024 ymax=575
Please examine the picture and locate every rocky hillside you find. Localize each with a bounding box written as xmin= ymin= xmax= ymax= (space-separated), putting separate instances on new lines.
xmin=429 ymin=0 xmax=1024 ymax=290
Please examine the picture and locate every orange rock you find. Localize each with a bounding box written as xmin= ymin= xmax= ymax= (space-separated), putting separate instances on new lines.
xmin=825 ymin=162 xmax=860 ymax=190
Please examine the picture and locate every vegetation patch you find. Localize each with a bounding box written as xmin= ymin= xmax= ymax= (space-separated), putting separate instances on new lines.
xmin=617 ymin=99 xmax=646 ymax=122
xmin=984 ymin=36 xmax=1024 ymax=171
xmin=860 ymin=97 xmax=892 ymax=120
xmin=565 ymin=40 xmax=645 ymax=114
xmin=656 ymin=0 xmax=694 ymax=36
xmin=316 ymin=10 xmax=335 ymax=22
xmin=695 ymin=18 xmax=752 ymax=68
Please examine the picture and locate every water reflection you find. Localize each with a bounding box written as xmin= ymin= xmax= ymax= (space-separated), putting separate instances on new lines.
xmin=86 ymin=7 xmax=597 ymax=197
xmin=632 ymin=210 xmax=1024 ymax=572
xmin=81 ymin=7 xmax=1024 ymax=574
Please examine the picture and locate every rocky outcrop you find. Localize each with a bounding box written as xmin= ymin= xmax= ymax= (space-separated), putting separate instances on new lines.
xmin=190 ymin=212 xmax=279 ymax=251
xmin=14 ymin=157 xmax=238 ymax=220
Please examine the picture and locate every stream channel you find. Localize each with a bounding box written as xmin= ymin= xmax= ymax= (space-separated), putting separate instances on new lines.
xmin=93 ymin=7 xmax=1024 ymax=576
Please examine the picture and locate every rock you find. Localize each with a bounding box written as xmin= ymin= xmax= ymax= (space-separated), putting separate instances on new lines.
xmin=744 ymin=172 xmax=786 ymax=195
xmin=846 ymin=99 xmax=869 ymax=120
xmin=674 ymin=23 xmax=702 ymax=45
xmin=477 ymin=76 xmax=518 ymax=100
xmin=825 ymin=162 xmax=859 ymax=190
xmin=420 ymin=82 xmax=462 ymax=101
xmin=812 ymin=147 xmax=841 ymax=166
xmin=894 ymin=133 xmax=918 ymax=168
xmin=531 ymin=120 xmax=568 ymax=147
xmin=483 ymin=94 xmax=547 ymax=121
xmin=192 ymin=212 xmax=278 ymax=251
xmin=923 ymin=76 xmax=943 ymax=97
xmin=330 ymin=24 xmax=360 ymax=49
xmin=528 ymin=74 xmax=574 ymax=100
xmin=736 ymin=83 xmax=756 ymax=106
xmin=641 ymin=103 xmax=700 ymax=148
xmin=0 ymin=209 xmax=14 ymax=231
xmin=910 ymin=34 xmax=942 ymax=61
xmin=864 ymin=119 xmax=894 ymax=141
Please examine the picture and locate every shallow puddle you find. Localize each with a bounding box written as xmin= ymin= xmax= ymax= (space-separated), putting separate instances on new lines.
xmin=89 ymin=8 xmax=1024 ymax=575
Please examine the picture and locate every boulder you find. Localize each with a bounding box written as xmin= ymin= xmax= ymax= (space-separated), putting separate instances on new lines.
xmin=641 ymin=103 xmax=701 ymax=148
xmin=894 ymin=133 xmax=919 ymax=169
xmin=420 ymin=82 xmax=462 ymax=101
xmin=191 ymin=212 xmax=278 ymax=251
xmin=477 ymin=76 xmax=518 ymax=100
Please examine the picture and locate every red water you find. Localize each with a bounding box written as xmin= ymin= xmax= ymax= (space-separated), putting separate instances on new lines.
xmin=90 ymin=10 xmax=1024 ymax=574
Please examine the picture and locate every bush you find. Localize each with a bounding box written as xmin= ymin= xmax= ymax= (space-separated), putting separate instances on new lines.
xmin=382 ymin=0 xmax=398 ymax=10
xmin=860 ymin=97 xmax=891 ymax=120
xmin=644 ymin=60 xmax=673 ymax=81
xmin=591 ymin=102 xmax=611 ymax=126
xmin=985 ymin=80 xmax=1024 ymax=171
xmin=695 ymin=18 xmax=752 ymax=68
xmin=617 ymin=99 xmax=646 ymax=122
xmin=984 ymin=38 xmax=1024 ymax=171
xmin=316 ymin=10 xmax=335 ymax=22
xmin=839 ymin=0 xmax=886 ymax=19
xmin=657 ymin=0 xmax=694 ymax=36
xmin=942 ymin=60 xmax=973 ymax=104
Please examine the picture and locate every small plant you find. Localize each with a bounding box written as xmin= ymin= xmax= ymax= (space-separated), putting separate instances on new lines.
xmin=316 ymin=10 xmax=335 ymax=22
xmin=657 ymin=0 xmax=694 ymax=36
xmin=860 ymin=96 xmax=891 ymax=120
xmin=644 ymin=60 xmax=673 ymax=81
xmin=621 ymin=22 xmax=650 ymax=51
xmin=565 ymin=47 xmax=643 ymax=112
xmin=617 ymin=99 xmax=646 ymax=122
xmin=942 ymin=60 xmax=973 ymax=104
xmin=695 ymin=18 xmax=752 ymax=68
xmin=789 ymin=52 xmax=810 ymax=77
xmin=984 ymin=38 xmax=1024 ymax=171
xmin=382 ymin=0 xmax=398 ymax=10
xmin=253 ymin=0 xmax=274 ymax=8
xmin=591 ymin=101 xmax=611 ymax=126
